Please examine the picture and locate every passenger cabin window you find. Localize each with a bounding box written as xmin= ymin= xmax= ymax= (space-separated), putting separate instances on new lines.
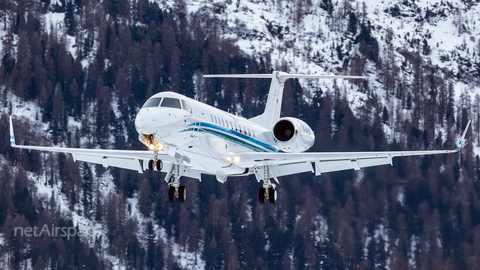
xmin=182 ymin=100 xmax=192 ymax=113
xmin=161 ymin=98 xmax=181 ymax=109
xmin=143 ymin=97 xmax=162 ymax=108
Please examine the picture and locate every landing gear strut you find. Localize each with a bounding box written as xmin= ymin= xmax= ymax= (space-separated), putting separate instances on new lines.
xmin=166 ymin=164 xmax=186 ymax=203
xmin=257 ymin=166 xmax=277 ymax=204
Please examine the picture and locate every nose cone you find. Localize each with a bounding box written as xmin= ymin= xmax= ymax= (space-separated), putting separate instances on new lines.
xmin=135 ymin=108 xmax=186 ymax=135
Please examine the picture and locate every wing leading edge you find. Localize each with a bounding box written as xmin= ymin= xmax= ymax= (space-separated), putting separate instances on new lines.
xmin=235 ymin=121 xmax=471 ymax=176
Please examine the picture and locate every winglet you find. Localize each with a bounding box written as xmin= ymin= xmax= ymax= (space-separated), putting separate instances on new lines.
xmin=455 ymin=120 xmax=471 ymax=151
xmin=9 ymin=115 xmax=16 ymax=147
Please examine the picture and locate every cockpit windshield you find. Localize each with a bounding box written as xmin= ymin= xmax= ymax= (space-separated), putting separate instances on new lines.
xmin=161 ymin=98 xmax=181 ymax=109
xmin=182 ymin=100 xmax=192 ymax=113
xmin=143 ymin=98 xmax=162 ymax=108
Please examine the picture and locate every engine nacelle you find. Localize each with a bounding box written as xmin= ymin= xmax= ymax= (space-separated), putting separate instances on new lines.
xmin=273 ymin=117 xmax=315 ymax=152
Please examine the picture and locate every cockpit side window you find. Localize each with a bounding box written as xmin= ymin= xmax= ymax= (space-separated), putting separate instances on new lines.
xmin=161 ymin=98 xmax=181 ymax=109
xmin=143 ymin=97 xmax=162 ymax=108
xmin=181 ymin=100 xmax=192 ymax=113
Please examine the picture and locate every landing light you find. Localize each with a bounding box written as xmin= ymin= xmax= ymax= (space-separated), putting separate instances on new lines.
xmin=157 ymin=144 xmax=163 ymax=151
xmin=149 ymin=144 xmax=155 ymax=150
xmin=233 ymin=156 xmax=240 ymax=163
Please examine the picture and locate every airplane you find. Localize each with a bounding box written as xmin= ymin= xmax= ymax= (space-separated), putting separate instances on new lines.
xmin=9 ymin=71 xmax=471 ymax=204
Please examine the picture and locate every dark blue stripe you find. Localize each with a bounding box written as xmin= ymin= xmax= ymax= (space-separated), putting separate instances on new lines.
xmin=185 ymin=128 xmax=267 ymax=152
xmin=189 ymin=122 xmax=280 ymax=152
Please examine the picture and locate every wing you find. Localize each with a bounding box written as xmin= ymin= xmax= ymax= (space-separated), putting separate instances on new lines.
xmin=9 ymin=116 xmax=174 ymax=173
xmin=235 ymin=121 xmax=471 ymax=177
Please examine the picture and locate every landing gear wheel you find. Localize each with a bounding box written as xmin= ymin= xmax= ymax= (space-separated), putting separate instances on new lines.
xmin=268 ymin=187 xmax=277 ymax=204
xmin=178 ymin=186 xmax=187 ymax=203
xmin=156 ymin=160 xmax=163 ymax=171
xmin=168 ymin=186 xmax=176 ymax=203
xmin=259 ymin=187 xmax=266 ymax=204
xmin=148 ymin=160 xmax=155 ymax=171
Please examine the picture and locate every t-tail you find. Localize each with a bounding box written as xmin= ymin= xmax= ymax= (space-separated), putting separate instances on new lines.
xmin=204 ymin=71 xmax=365 ymax=129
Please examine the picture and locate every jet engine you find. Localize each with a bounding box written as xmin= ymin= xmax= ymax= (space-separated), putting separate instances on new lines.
xmin=273 ymin=117 xmax=315 ymax=152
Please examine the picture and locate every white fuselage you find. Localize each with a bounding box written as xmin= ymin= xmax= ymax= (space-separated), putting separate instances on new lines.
xmin=134 ymin=92 xmax=280 ymax=176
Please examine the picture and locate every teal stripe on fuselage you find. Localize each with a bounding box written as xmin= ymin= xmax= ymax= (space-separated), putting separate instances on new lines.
xmin=186 ymin=122 xmax=280 ymax=152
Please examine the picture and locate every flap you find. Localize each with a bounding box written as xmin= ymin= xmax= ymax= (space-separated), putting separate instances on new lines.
xmin=75 ymin=153 xmax=144 ymax=173
xmin=315 ymin=156 xmax=392 ymax=175
xmin=272 ymin=162 xmax=314 ymax=177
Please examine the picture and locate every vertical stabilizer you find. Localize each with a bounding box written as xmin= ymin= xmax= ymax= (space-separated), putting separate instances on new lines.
xmin=249 ymin=71 xmax=287 ymax=129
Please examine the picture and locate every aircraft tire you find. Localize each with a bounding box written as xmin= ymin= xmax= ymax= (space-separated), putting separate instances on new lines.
xmin=156 ymin=160 xmax=163 ymax=171
xmin=179 ymin=186 xmax=187 ymax=203
xmin=259 ymin=187 xmax=266 ymax=204
xmin=268 ymin=187 xmax=277 ymax=204
xmin=168 ymin=186 xmax=176 ymax=203
xmin=148 ymin=160 xmax=155 ymax=171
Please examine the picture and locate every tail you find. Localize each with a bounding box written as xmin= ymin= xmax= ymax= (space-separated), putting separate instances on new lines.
xmin=204 ymin=71 xmax=365 ymax=129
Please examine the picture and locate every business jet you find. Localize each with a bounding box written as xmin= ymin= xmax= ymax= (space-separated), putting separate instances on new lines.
xmin=9 ymin=71 xmax=470 ymax=204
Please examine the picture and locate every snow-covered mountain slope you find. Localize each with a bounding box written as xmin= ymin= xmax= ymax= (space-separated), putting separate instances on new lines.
xmin=169 ymin=0 xmax=480 ymax=146
xmin=2 ymin=0 xmax=480 ymax=269
xmin=174 ymin=0 xmax=480 ymax=78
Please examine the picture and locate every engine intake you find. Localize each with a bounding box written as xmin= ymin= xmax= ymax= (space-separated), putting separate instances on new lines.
xmin=273 ymin=120 xmax=295 ymax=142
xmin=272 ymin=117 xmax=315 ymax=152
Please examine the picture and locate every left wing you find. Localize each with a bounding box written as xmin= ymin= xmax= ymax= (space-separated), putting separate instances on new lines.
xmin=9 ymin=116 xmax=174 ymax=173
xmin=235 ymin=121 xmax=471 ymax=176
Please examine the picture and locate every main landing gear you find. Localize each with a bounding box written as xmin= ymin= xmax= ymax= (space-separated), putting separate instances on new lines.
xmin=259 ymin=186 xmax=277 ymax=204
xmin=165 ymin=164 xmax=187 ymax=203
xmin=257 ymin=166 xmax=277 ymax=204
xmin=147 ymin=147 xmax=186 ymax=203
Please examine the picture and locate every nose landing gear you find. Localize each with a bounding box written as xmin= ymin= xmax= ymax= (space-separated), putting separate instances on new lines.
xmin=148 ymin=159 xmax=163 ymax=171
xmin=148 ymin=148 xmax=163 ymax=171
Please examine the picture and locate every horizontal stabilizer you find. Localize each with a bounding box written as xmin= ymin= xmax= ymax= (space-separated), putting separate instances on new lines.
xmin=203 ymin=73 xmax=366 ymax=80
xmin=203 ymin=74 xmax=273 ymax=78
